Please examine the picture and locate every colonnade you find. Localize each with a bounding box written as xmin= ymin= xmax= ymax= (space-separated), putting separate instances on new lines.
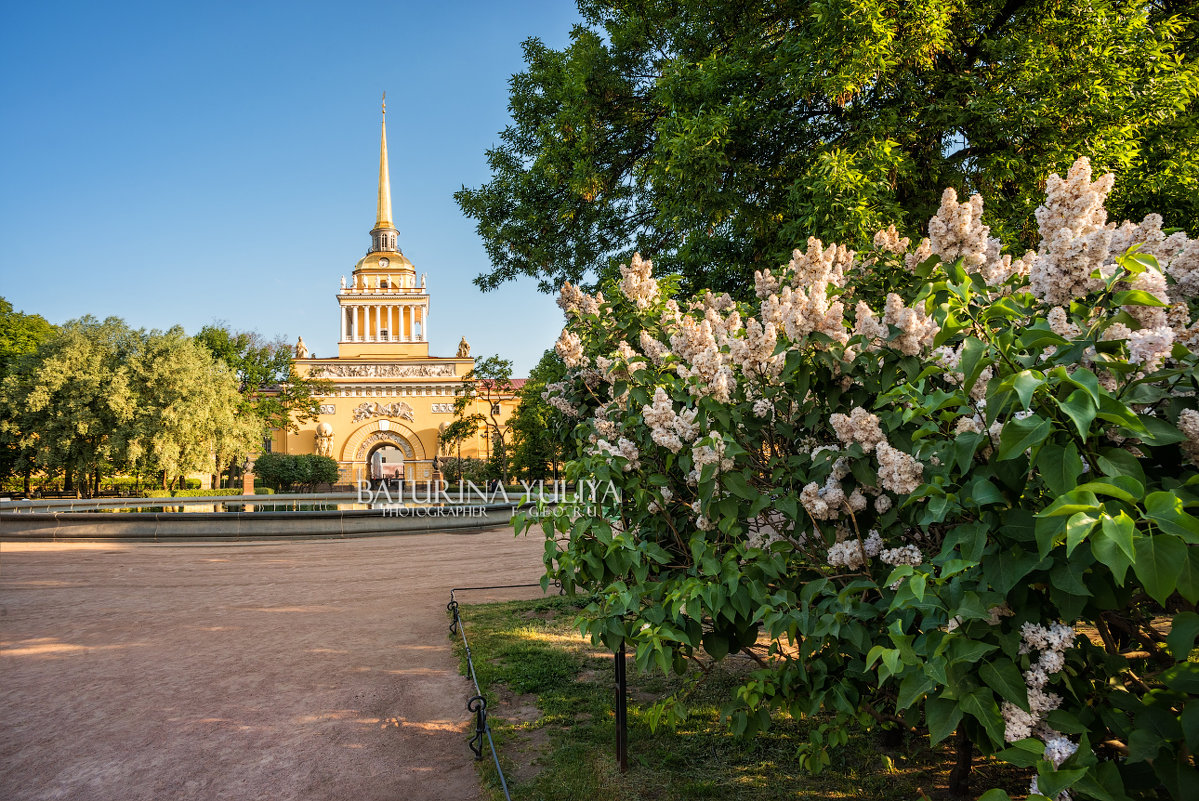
xmin=340 ymin=303 xmax=427 ymax=342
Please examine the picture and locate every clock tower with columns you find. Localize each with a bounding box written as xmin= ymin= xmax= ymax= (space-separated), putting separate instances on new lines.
xmin=336 ymin=96 xmax=431 ymax=359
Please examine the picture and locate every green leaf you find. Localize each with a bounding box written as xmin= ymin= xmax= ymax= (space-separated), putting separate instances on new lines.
xmin=925 ymin=695 xmax=963 ymax=745
xmin=1066 ymin=511 xmax=1099 ymax=556
xmin=959 ymin=336 xmax=989 ymax=392
xmin=1056 ymin=388 xmax=1097 ymax=438
xmin=1133 ymin=534 xmax=1187 ymax=605
xmin=1161 ymin=662 xmax=1199 ymax=693
xmin=1092 ymin=513 xmax=1136 ymax=585
xmin=1012 ymin=370 xmax=1044 ymax=410
xmin=997 ymin=415 xmax=1052 ymax=461
xmin=960 ymin=688 xmax=1005 ymax=748
xmin=1177 ymin=549 xmax=1199 ymax=604
xmin=702 ymin=631 xmax=730 ymax=660
xmin=981 ymin=659 xmax=1030 ymax=712
xmin=969 ymin=477 xmax=1006 ymax=507
xmin=1075 ymin=476 xmax=1144 ymax=504
xmin=1038 ymin=490 xmax=1101 ymax=519
xmin=996 ymin=739 xmax=1047 ymax=768
xmin=1144 ymin=491 xmax=1199 ymax=543
xmin=978 ymin=791 xmax=1014 ymax=801
xmin=1038 ymin=442 xmax=1084 ymax=497
xmin=897 ymin=671 xmax=937 ymax=711
xmin=1166 ymin=611 xmax=1199 ymax=661
xmin=1035 ymin=764 xmax=1088 ymax=799
xmin=1113 ymin=289 xmax=1169 ymax=307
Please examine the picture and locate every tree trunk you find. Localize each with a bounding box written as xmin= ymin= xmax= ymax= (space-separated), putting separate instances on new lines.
xmin=948 ymin=725 xmax=974 ymax=797
xmin=64 ymin=466 xmax=74 ymax=495
xmin=22 ymin=468 xmax=31 ymax=497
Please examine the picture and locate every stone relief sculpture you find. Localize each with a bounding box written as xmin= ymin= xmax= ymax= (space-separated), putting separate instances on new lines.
xmin=295 ymin=336 xmax=309 ymax=359
xmin=352 ymin=401 xmax=415 ymax=423
xmin=457 ymin=336 xmax=470 ymax=358
xmin=309 ymin=363 xmax=455 ymax=378
xmin=315 ymin=422 xmax=335 ymax=457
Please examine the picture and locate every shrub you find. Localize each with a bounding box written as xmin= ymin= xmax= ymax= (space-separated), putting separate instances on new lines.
xmin=252 ymin=452 xmax=339 ymax=492
xmin=525 ymin=158 xmax=1199 ymax=799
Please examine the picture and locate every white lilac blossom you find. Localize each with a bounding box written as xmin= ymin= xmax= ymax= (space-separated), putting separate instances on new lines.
xmin=1165 ymin=238 xmax=1199 ymax=303
xmin=829 ymin=406 xmax=886 ymax=452
xmin=853 ymin=301 xmax=889 ymax=345
xmin=928 ymin=188 xmax=989 ymax=269
xmin=555 ymin=328 xmax=586 ymax=368
xmin=1029 ymin=158 xmax=1116 ymax=305
xmin=692 ymin=436 xmax=733 ymax=473
xmin=728 ymin=318 xmax=784 ymax=378
xmin=801 ymin=477 xmax=847 ymax=520
xmin=639 ymin=330 xmax=671 ymax=366
xmin=557 ymin=282 xmax=603 ymax=317
xmin=641 ymin=386 xmax=699 ymax=454
xmin=882 ymin=293 xmax=940 ymax=355
xmin=879 ymin=544 xmax=922 ymax=567
xmin=874 ymin=495 xmax=892 ymax=514
xmin=827 ymin=529 xmax=883 ymax=569
xmin=904 ymin=238 xmax=933 ymax=272
xmin=1047 ymin=306 xmax=1080 ymax=339
xmin=594 ymin=437 xmax=641 ymax=471
xmin=876 ymin=441 xmax=923 ymax=494
xmin=1179 ymin=409 xmax=1199 ymax=465
xmin=873 ymin=225 xmax=910 ymax=254
xmin=617 ymin=253 xmax=660 ymax=309
xmin=1127 ymin=326 xmax=1175 ymax=371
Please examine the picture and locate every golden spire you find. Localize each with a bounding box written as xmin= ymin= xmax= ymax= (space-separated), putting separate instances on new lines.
xmin=376 ymin=92 xmax=394 ymax=229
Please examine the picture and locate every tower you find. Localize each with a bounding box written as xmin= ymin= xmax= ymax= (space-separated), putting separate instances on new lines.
xmin=337 ymin=95 xmax=431 ymax=359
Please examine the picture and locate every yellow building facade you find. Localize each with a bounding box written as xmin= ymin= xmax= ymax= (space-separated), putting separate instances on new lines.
xmin=273 ymin=102 xmax=518 ymax=484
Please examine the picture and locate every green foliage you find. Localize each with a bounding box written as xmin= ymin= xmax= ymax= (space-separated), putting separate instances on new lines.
xmin=194 ymin=323 xmax=328 ymax=435
xmin=525 ymin=166 xmax=1199 ymax=798
xmin=141 ymin=487 xmax=277 ymax=498
xmin=509 ymin=350 xmax=570 ymax=481
xmin=453 ymin=354 xmax=517 ymax=481
xmin=252 ymin=452 xmax=339 ymax=492
xmin=459 ymin=0 xmax=1199 ymax=297
xmin=0 ymin=318 xmax=263 ymax=497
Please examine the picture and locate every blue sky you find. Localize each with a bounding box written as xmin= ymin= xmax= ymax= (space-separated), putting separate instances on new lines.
xmin=0 ymin=0 xmax=582 ymax=375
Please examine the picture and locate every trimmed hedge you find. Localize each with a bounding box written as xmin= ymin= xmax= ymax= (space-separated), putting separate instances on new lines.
xmin=140 ymin=488 xmax=277 ymax=498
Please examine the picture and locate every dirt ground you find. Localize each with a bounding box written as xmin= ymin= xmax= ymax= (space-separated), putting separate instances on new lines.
xmin=0 ymin=527 xmax=548 ymax=801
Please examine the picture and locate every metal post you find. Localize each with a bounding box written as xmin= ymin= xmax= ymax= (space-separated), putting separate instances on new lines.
xmin=615 ymin=640 xmax=628 ymax=772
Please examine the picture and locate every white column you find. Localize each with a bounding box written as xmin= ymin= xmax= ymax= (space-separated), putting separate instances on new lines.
xmin=350 ymin=306 xmax=358 ymax=341
xmin=421 ymin=302 xmax=428 ymax=342
xmin=390 ymin=305 xmax=397 ymax=341
xmin=373 ymin=305 xmax=380 ymax=342
xmin=340 ymin=305 xmax=347 ymax=341
xmin=404 ymin=305 xmax=412 ymax=341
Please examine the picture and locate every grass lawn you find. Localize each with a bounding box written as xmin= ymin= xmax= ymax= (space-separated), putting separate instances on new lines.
xmin=450 ymin=595 xmax=1029 ymax=800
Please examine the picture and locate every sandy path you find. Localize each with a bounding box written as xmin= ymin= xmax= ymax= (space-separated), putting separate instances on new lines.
xmin=0 ymin=528 xmax=548 ymax=801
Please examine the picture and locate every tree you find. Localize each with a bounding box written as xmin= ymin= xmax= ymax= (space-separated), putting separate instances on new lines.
xmin=0 ymin=319 xmax=261 ymax=497
xmin=452 ymin=355 xmax=516 ymax=482
xmin=0 ymin=298 xmax=56 ymax=490
xmin=0 ymin=317 xmax=137 ymax=497
xmin=509 ymin=350 xmax=570 ymax=481
xmin=194 ymin=324 xmax=326 ymax=434
xmin=458 ymin=0 xmax=1199 ymax=298
xmin=125 ymin=327 xmax=260 ymax=491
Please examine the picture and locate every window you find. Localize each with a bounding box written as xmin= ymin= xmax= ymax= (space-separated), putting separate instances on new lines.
xmin=380 ymin=328 xmax=389 ymax=338
xmin=491 ymin=403 xmax=501 ymax=416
